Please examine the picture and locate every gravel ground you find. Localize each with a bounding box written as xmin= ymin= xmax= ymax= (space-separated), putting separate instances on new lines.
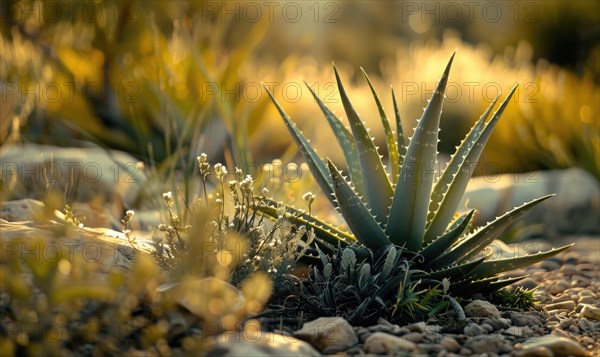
xmin=340 ymin=236 xmax=600 ymax=356
xmin=238 ymin=236 xmax=600 ymax=356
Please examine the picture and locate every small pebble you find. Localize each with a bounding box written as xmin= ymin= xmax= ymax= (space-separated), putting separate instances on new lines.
xmin=580 ymin=305 xmax=600 ymax=320
xmin=551 ymin=294 xmax=573 ymax=303
xmin=481 ymin=323 xmax=494 ymax=333
xmin=402 ymin=332 xmax=422 ymax=343
xmin=579 ymin=289 xmax=595 ymax=297
xmin=407 ymin=322 xmax=427 ymax=333
xmin=459 ymin=347 xmax=472 ymax=355
xmin=482 ymin=318 xmax=511 ymax=331
xmin=465 ymin=335 xmax=501 ymax=353
xmin=363 ymin=332 xmax=416 ymax=354
xmin=578 ymin=295 xmax=596 ymax=305
xmin=558 ymin=317 xmax=575 ymax=330
xmin=440 ymin=336 xmax=460 ymax=353
xmin=464 ymin=323 xmax=486 ymax=336
xmin=540 ymin=260 xmax=560 ymax=270
xmin=577 ymin=317 xmax=595 ymax=332
xmin=559 ymin=264 xmax=579 ymax=275
xmin=545 ymin=301 xmax=576 ymax=311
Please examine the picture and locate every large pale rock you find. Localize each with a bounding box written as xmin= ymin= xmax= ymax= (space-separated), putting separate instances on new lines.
xmin=1 ymin=199 xmax=119 ymax=228
xmin=294 ymin=317 xmax=358 ymax=353
xmin=0 ymin=219 xmax=155 ymax=272
xmin=210 ymin=331 xmax=320 ymax=356
xmin=0 ymin=199 xmax=45 ymax=221
xmin=462 ymin=168 xmax=600 ymax=235
xmin=1 ymin=143 xmax=147 ymax=209
xmin=521 ymin=335 xmax=587 ymax=357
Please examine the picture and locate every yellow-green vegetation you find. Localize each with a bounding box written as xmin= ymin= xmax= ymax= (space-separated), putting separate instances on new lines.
xmin=261 ymin=54 xmax=572 ymax=324
xmin=0 ymin=162 xmax=296 ymax=355
xmin=0 ymin=1 xmax=283 ymax=171
xmin=380 ymin=32 xmax=599 ymax=179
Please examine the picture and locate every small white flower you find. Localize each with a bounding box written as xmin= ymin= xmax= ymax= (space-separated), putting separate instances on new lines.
xmin=302 ymin=192 xmax=316 ymax=207
xmin=214 ymin=163 xmax=228 ymax=181
xmin=162 ymin=191 xmax=173 ymax=207
xmin=197 ymin=153 xmax=210 ymax=177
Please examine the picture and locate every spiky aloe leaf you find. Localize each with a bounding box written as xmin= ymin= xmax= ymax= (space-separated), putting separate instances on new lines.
xmin=446 ymin=210 xmax=476 ymax=235
xmin=304 ymin=81 xmax=365 ymax=197
xmin=333 ymin=65 xmax=393 ymax=224
xmin=328 ymin=160 xmax=390 ymax=250
xmin=425 ymin=96 xmax=498 ymax=238
xmin=264 ymin=87 xmax=336 ymax=208
xmin=426 ymin=254 xmax=487 ymax=280
xmin=257 ymin=198 xmax=355 ymax=245
xmin=391 ymin=87 xmax=407 ymax=166
xmin=374 ymin=274 xmax=405 ymax=297
xmin=451 ymin=276 xmax=499 ymax=294
xmin=428 ymin=195 xmax=553 ymax=269
xmin=470 ymin=244 xmax=573 ymax=278
xmin=425 ymin=86 xmax=517 ymax=242
xmin=350 ymin=297 xmax=372 ymax=323
xmin=483 ymin=275 xmax=529 ymax=292
xmin=419 ymin=210 xmax=475 ymax=265
xmin=387 ymin=52 xmax=455 ymax=250
xmin=454 ymin=275 xmax=529 ymax=295
xmin=361 ymin=68 xmax=400 ymax=180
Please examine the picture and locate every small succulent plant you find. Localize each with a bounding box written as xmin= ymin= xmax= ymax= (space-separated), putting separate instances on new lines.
xmin=261 ymin=53 xmax=572 ymax=296
xmin=282 ymin=244 xmax=449 ymax=325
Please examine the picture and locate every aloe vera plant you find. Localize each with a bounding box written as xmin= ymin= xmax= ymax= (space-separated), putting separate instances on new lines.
xmin=261 ymin=53 xmax=572 ymax=296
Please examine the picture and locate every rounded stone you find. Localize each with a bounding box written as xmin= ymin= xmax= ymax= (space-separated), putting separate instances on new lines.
xmin=577 ymin=317 xmax=596 ymax=332
xmin=294 ymin=317 xmax=358 ymax=352
xmin=580 ymin=304 xmax=600 ymax=320
xmin=559 ymin=264 xmax=578 ymax=275
xmin=465 ymin=335 xmax=502 ymax=354
xmin=464 ymin=323 xmax=486 ymax=336
xmin=483 ymin=318 xmax=511 ymax=331
xmin=363 ymin=332 xmax=417 ymax=354
xmin=517 ymin=346 xmax=554 ymax=357
xmin=522 ymin=335 xmax=587 ymax=357
xmin=402 ymin=332 xmax=422 ymax=343
xmin=578 ymin=296 xmax=596 ymax=305
xmin=464 ymin=300 xmax=501 ymax=318
xmin=440 ymin=336 xmax=460 ymax=352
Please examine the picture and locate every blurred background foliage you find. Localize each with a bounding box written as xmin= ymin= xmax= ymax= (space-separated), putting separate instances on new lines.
xmin=1 ymin=0 xmax=598 ymax=186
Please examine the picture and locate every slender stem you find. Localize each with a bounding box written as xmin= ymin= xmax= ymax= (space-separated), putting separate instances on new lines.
xmin=202 ymin=177 xmax=209 ymax=209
